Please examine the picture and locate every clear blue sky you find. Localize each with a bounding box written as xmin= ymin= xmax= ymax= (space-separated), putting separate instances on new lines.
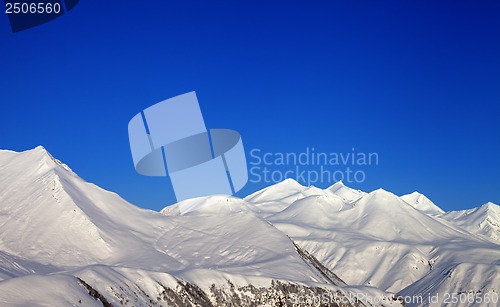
xmin=1 ymin=0 xmax=498 ymax=211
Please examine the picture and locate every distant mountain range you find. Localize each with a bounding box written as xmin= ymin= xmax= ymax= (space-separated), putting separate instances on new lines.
xmin=0 ymin=147 xmax=498 ymax=306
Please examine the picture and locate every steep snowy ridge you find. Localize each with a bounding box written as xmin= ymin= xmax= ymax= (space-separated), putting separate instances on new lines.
xmin=260 ymin=180 xmax=499 ymax=306
xmin=0 ymin=147 xmax=113 ymax=265
xmin=348 ymin=188 xmax=464 ymax=242
xmin=401 ymin=191 xmax=445 ymax=215
xmin=328 ymin=180 xmax=366 ymax=203
xmin=0 ymin=147 xmax=399 ymax=306
xmin=0 ymin=147 xmax=498 ymax=306
xmin=0 ymin=146 xmax=176 ymax=269
xmin=440 ymin=202 xmax=500 ymax=244
xmin=165 ymin=180 xmax=497 ymax=307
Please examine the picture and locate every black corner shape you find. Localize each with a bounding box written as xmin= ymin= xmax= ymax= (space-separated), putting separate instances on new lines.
xmin=4 ymin=0 xmax=80 ymax=33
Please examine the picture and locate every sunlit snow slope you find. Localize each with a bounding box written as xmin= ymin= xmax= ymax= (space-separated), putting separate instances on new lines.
xmin=0 ymin=147 xmax=400 ymax=306
xmin=0 ymin=147 xmax=498 ymax=306
xmin=440 ymin=202 xmax=500 ymax=244
xmin=243 ymin=180 xmax=500 ymax=307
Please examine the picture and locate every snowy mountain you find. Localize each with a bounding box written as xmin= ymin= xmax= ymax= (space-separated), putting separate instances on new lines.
xmin=439 ymin=202 xmax=500 ymax=243
xmin=0 ymin=147 xmax=399 ymax=306
xmin=401 ymin=191 xmax=445 ymax=215
xmin=0 ymin=146 xmax=175 ymax=269
xmin=328 ymin=180 xmax=366 ymax=203
xmin=240 ymin=179 xmax=499 ymax=306
xmin=0 ymin=147 xmax=498 ymax=306
xmin=264 ymin=187 xmax=500 ymax=306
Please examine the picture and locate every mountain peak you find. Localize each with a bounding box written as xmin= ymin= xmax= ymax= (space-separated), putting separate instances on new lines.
xmin=33 ymin=145 xmax=48 ymax=152
xmin=477 ymin=202 xmax=500 ymax=217
xmin=0 ymin=146 xmax=75 ymax=178
xmin=401 ymin=191 xmax=444 ymax=215
xmin=356 ymin=188 xmax=411 ymax=209
xmin=483 ymin=202 xmax=499 ymax=210
xmin=264 ymin=178 xmax=306 ymax=192
xmin=281 ymin=177 xmax=304 ymax=187
xmin=327 ymin=181 xmax=365 ymax=203
xmin=27 ymin=145 xmax=54 ymax=160
xmin=245 ymin=178 xmax=305 ymax=200
xmin=367 ymin=188 xmax=397 ymax=198
xmin=440 ymin=201 xmax=500 ymax=243
xmin=329 ymin=180 xmax=345 ymax=188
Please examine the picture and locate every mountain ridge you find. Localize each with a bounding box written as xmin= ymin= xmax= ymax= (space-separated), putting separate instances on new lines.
xmin=0 ymin=147 xmax=498 ymax=306
xmin=1 ymin=147 xmax=394 ymax=306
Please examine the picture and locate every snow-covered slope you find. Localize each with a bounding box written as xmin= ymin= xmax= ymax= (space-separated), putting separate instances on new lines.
xmin=256 ymin=181 xmax=500 ymax=306
xmin=440 ymin=202 xmax=500 ymax=243
xmin=401 ymin=191 xmax=445 ymax=215
xmin=0 ymin=147 xmax=498 ymax=306
xmin=161 ymin=194 xmax=259 ymax=216
xmin=0 ymin=146 xmax=175 ymax=270
xmin=399 ymin=262 xmax=500 ymax=307
xmin=243 ymin=178 xmax=314 ymax=216
xmin=0 ymin=147 xmax=398 ymax=306
xmin=328 ymin=180 xmax=366 ymax=203
xmin=164 ymin=178 xmax=500 ymax=305
xmin=243 ymin=179 xmax=343 ymax=217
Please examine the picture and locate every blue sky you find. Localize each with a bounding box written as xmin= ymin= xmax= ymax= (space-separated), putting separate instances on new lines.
xmin=1 ymin=0 xmax=498 ymax=212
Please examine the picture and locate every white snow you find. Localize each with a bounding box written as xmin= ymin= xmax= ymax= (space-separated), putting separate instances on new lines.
xmin=0 ymin=147 xmax=404 ymax=306
xmin=245 ymin=180 xmax=499 ymax=305
xmin=162 ymin=194 xmax=259 ymax=216
xmin=328 ymin=180 xmax=366 ymax=203
xmin=439 ymin=202 xmax=500 ymax=243
xmin=0 ymin=147 xmax=498 ymax=306
xmin=401 ymin=191 xmax=445 ymax=215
